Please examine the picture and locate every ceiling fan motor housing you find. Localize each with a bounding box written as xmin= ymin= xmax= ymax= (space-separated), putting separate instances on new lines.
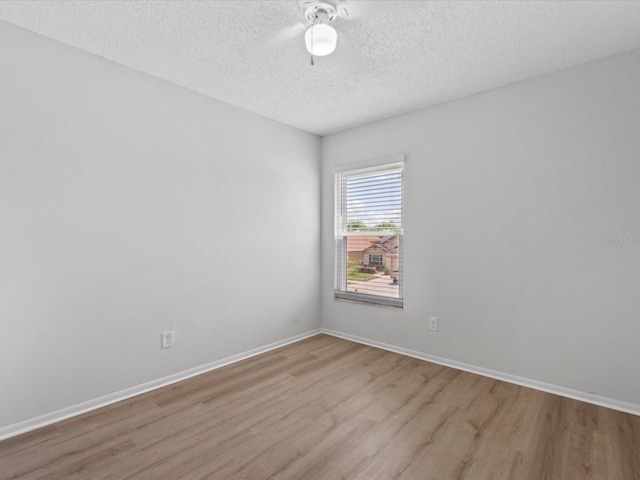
xmin=303 ymin=2 xmax=339 ymax=24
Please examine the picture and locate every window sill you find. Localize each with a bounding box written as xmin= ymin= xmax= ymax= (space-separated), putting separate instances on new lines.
xmin=334 ymin=291 xmax=403 ymax=309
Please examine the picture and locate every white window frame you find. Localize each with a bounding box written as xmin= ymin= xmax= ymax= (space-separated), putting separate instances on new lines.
xmin=369 ymin=254 xmax=383 ymax=266
xmin=334 ymin=155 xmax=404 ymax=308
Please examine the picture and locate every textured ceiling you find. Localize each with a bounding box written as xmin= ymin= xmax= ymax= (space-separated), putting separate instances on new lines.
xmin=1 ymin=1 xmax=640 ymax=136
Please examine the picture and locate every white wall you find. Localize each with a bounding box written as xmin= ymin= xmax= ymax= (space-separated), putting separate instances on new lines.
xmin=0 ymin=21 xmax=320 ymax=431
xmin=321 ymin=48 xmax=640 ymax=408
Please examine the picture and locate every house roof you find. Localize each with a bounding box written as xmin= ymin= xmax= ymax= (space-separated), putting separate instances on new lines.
xmin=348 ymin=235 xmax=399 ymax=253
xmin=347 ymin=236 xmax=382 ymax=253
xmin=376 ymin=242 xmax=399 ymax=254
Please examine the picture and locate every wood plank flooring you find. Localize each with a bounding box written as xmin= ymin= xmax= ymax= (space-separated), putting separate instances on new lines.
xmin=1 ymin=334 xmax=639 ymax=479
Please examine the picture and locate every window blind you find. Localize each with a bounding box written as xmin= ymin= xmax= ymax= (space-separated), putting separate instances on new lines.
xmin=334 ymin=161 xmax=404 ymax=307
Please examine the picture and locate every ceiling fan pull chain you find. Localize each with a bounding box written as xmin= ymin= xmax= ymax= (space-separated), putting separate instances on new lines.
xmin=310 ymin=13 xmax=317 ymax=67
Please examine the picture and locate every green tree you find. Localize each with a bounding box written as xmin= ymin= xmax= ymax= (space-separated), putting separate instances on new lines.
xmin=374 ymin=222 xmax=399 ymax=232
xmin=347 ymin=219 xmax=368 ymax=232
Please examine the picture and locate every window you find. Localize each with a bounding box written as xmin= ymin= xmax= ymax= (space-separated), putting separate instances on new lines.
xmin=334 ymin=157 xmax=404 ymax=307
xmin=369 ymin=254 xmax=383 ymax=266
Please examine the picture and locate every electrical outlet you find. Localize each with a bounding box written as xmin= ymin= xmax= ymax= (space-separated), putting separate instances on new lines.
xmin=428 ymin=317 xmax=438 ymax=332
xmin=161 ymin=331 xmax=174 ymax=349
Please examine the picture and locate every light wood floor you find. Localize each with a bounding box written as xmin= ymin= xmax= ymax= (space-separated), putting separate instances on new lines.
xmin=1 ymin=334 xmax=639 ymax=479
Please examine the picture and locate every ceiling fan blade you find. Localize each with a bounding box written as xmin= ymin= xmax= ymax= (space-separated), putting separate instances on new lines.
xmin=336 ymin=0 xmax=388 ymax=20
xmin=239 ymin=22 xmax=306 ymax=61
xmin=331 ymin=31 xmax=366 ymax=76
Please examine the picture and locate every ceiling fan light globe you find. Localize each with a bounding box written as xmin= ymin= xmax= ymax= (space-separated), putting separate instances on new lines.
xmin=305 ymin=24 xmax=337 ymax=56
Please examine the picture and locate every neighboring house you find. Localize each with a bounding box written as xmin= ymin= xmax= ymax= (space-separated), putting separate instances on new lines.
xmin=347 ymin=236 xmax=381 ymax=262
xmin=348 ymin=235 xmax=400 ymax=273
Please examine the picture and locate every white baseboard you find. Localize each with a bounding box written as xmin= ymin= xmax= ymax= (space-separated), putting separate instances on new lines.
xmin=0 ymin=329 xmax=322 ymax=441
xmin=322 ymin=328 xmax=640 ymax=417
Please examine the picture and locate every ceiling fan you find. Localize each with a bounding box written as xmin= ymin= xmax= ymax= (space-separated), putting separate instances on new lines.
xmin=241 ymin=0 xmax=379 ymax=69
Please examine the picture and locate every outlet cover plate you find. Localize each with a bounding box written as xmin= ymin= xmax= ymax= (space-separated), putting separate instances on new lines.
xmin=428 ymin=317 xmax=438 ymax=332
xmin=161 ymin=331 xmax=174 ymax=348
